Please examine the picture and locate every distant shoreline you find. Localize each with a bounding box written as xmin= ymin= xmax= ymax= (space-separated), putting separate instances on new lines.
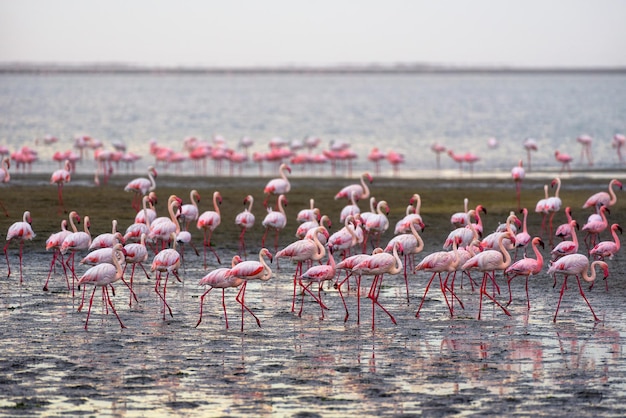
xmin=2 ymin=62 xmax=626 ymax=75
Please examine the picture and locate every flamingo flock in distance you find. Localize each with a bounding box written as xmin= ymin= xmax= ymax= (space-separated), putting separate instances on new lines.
xmin=2 ymin=149 xmax=626 ymax=332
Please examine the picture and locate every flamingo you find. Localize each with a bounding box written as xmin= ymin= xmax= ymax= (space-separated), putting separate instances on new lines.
xmin=4 ymin=210 xmax=36 ymax=283
xmin=547 ymin=254 xmax=609 ymax=322
xmin=430 ymin=142 xmax=446 ymax=169
xmin=523 ymin=138 xmax=538 ymax=171
xmin=513 ymin=208 xmax=531 ymax=261
xmin=461 ymin=231 xmax=515 ymax=320
xmin=554 ymin=150 xmax=572 ymax=175
xmin=352 ymin=241 xmax=403 ymax=330
xmin=235 ymin=194 xmax=256 ymax=258
xmin=384 ymin=218 xmax=425 ymax=303
xmin=263 ymin=163 xmax=291 ymax=207
xmin=511 ymin=160 xmax=525 ymax=211
xmin=44 ymin=218 xmax=72 ymax=291
xmin=150 ymin=232 xmax=182 ymax=320
xmin=589 ymin=223 xmax=622 ymax=261
xmin=327 ymin=215 xmax=360 ymax=260
xmin=582 ymin=179 xmax=622 ymax=210
xmin=339 ymin=190 xmax=361 ymax=224
xmin=225 ymin=248 xmax=273 ymax=331
xmin=555 ymin=207 xmax=574 ymax=241
xmin=582 ymin=205 xmax=609 ymax=249
xmin=77 ymin=244 xmax=128 ymax=330
xmin=123 ymin=232 xmax=151 ymax=305
xmin=296 ymin=214 xmax=331 ymax=241
xmin=149 ymin=195 xmax=183 ymax=252
xmin=125 ymin=195 xmax=153 ymax=243
xmin=50 ymin=159 xmax=71 ymax=213
xmin=0 ymin=157 xmax=10 ymax=216
xmin=394 ymin=193 xmax=423 ymax=235
xmin=364 ymin=200 xmax=390 ymax=250
xmin=415 ymin=236 xmax=462 ymax=318
xmin=334 ymin=172 xmax=373 ymax=201
xmin=89 ymin=219 xmax=124 ymax=250
xmin=551 ymin=220 xmax=579 ymax=260
xmin=367 ymin=147 xmax=386 ymax=175
xmin=276 ymin=226 xmax=326 ymax=312
xmin=450 ymin=198 xmax=470 ymax=227
xmin=296 ymin=198 xmax=320 ymax=223
xmin=179 ymin=189 xmax=200 ymax=231
xmin=124 ymin=165 xmax=157 ymax=212
xmin=505 ymin=237 xmax=544 ymax=309
xmin=261 ymin=194 xmax=287 ymax=253
xmin=613 ymin=133 xmax=625 ymax=163
xmin=195 ymin=255 xmax=244 ymax=329
xmin=61 ymin=215 xmax=92 ymax=296
xmin=195 ymin=191 xmax=222 ymax=266
xmin=298 ymin=250 xmax=341 ymax=319
xmin=134 ymin=191 xmax=158 ymax=225
xmin=577 ymin=134 xmax=593 ymax=165
xmin=545 ymin=177 xmax=563 ymax=245
xmin=335 ymin=248 xmax=384 ymax=324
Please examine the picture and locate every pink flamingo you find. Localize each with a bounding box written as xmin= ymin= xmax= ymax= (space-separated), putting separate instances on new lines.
xmin=334 ymin=172 xmax=373 ymax=201
xmin=384 ymin=218 xmax=425 ymax=302
xmin=589 ymin=223 xmax=622 ymax=261
xmin=123 ymin=233 xmax=151 ymax=305
xmin=296 ymin=214 xmax=330 ymax=241
xmin=386 ymin=150 xmax=404 ymax=177
xmin=149 ymin=195 xmax=183 ymax=252
xmin=544 ymin=177 xmax=563 ymax=245
xmin=547 ymin=254 xmax=609 ymax=322
xmin=505 ymin=236 xmax=544 ymax=309
xmin=352 ymin=241 xmax=403 ymax=330
xmin=513 ymin=208 xmax=531 ymax=261
xmin=263 ymin=163 xmax=291 ymax=207
xmin=430 ymin=142 xmax=446 ymax=169
xmin=225 ymin=248 xmax=273 ymax=331
xmin=335 ymin=248 xmax=384 ymax=324
xmin=327 ymin=215 xmax=360 ymax=260
xmin=150 ymin=232 xmax=182 ymax=320
xmin=124 ymin=166 xmax=157 ymax=212
xmin=125 ymin=195 xmax=154 ymax=244
xmin=551 ymin=220 xmax=579 ymax=261
xmin=367 ymin=147 xmax=386 ymax=175
xmin=179 ymin=189 xmax=200 ymax=231
xmin=44 ymin=215 xmax=75 ymax=291
xmin=461 ymin=231 xmax=515 ymax=320
xmin=582 ymin=205 xmax=609 ymax=249
xmin=4 ymin=210 xmax=36 ymax=283
xmin=535 ymin=184 xmax=550 ymax=236
xmin=276 ymin=226 xmax=326 ymax=312
xmin=582 ymin=179 xmax=622 ymax=210
xmin=133 ymin=191 xmax=158 ymax=225
xmin=339 ymin=190 xmax=361 ymax=224
xmin=195 ymin=255 xmax=244 ymax=329
xmin=50 ymin=159 xmax=71 ymax=213
xmin=577 ymin=134 xmax=593 ymax=165
xmin=261 ymin=194 xmax=287 ymax=253
xmin=612 ymin=133 xmax=625 ymax=163
xmin=554 ymin=150 xmax=572 ymax=175
xmin=0 ymin=157 xmax=10 ymax=216
xmin=450 ymin=198 xmax=470 ymax=227
xmin=235 ymin=194 xmax=256 ymax=258
xmin=77 ymin=244 xmax=128 ymax=330
xmin=296 ymin=198 xmax=320 ymax=223
xmin=447 ymin=149 xmax=465 ymax=172
xmin=523 ymin=138 xmax=538 ymax=172
xmin=364 ymin=200 xmax=390 ymax=250
xmin=555 ymin=207 xmax=574 ymax=241
xmin=415 ymin=236 xmax=462 ymax=318
xmin=61 ymin=215 xmax=92 ymax=296
xmin=89 ymin=219 xmax=124 ymax=250
xmin=394 ymin=193 xmax=423 ymax=234
xmin=511 ymin=160 xmax=525 ymax=211
xmin=298 ymin=250 xmax=340 ymax=319
xmin=196 ymin=191 xmax=222 ymax=266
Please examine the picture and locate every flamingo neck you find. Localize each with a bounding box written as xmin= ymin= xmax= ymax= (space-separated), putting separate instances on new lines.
xmin=213 ymin=193 xmax=221 ymax=216
xmin=497 ymin=233 xmax=512 ymax=268
xmin=390 ymin=245 xmax=403 ymax=275
xmin=611 ymin=226 xmax=621 ymax=249
xmin=583 ymin=261 xmax=603 ymax=283
xmin=142 ymin=196 xmax=151 ymax=227
xmin=532 ymin=240 xmax=543 ymax=265
xmin=410 ymin=221 xmax=425 ymax=253
xmin=247 ymin=196 xmax=254 ymax=212
xmin=608 ymin=181 xmax=618 ymax=205
xmin=69 ymin=213 xmax=78 ymax=232
xmin=360 ymin=174 xmax=370 ymax=198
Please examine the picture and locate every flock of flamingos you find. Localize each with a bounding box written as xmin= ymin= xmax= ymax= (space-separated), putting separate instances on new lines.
xmin=1 ymin=147 xmax=624 ymax=332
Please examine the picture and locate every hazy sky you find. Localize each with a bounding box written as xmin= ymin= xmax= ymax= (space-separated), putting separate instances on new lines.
xmin=1 ymin=0 xmax=625 ymax=68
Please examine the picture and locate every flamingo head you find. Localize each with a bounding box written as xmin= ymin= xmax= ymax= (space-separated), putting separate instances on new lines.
xmin=365 ymin=172 xmax=373 ymax=183
xmin=149 ymin=166 xmax=158 ymax=178
xmin=615 ymin=179 xmax=623 ymax=190
xmin=148 ymin=191 xmax=158 ymax=206
xmin=600 ymin=262 xmax=610 ymax=279
xmin=261 ymin=248 xmax=273 ymax=263
xmin=215 ymin=191 xmax=222 ymax=205
xmin=615 ymin=224 xmax=623 ymax=234
xmin=193 ymin=190 xmax=201 ymax=203
xmin=551 ymin=178 xmax=560 ymax=188
xmin=476 ymin=205 xmax=487 ymax=215
xmin=534 ymin=237 xmax=545 ymax=250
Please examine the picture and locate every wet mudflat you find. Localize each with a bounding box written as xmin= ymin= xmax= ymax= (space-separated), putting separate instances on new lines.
xmin=1 ymin=173 xmax=626 ymax=417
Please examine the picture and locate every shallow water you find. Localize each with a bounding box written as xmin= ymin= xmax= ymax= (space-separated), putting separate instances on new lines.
xmin=2 ymin=244 xmax=626 ymax=416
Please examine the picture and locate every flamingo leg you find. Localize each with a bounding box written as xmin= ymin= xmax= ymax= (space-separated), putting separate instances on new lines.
xmin=4 ymin=241 xmax=11 ymax=279
xmin=83 ymin=286 xmax=97 ymax=330
xmin=236 ymin=282 xmax=261 ymax=330
xmin=195 ymin=287 xmax=214 ymax=328
xmin=416 ymin=272 xmax=438 ymax=318
xmin=553 ymin=275 xmax=568 ymax=322
xmin=478 ymin=272 xmax=511 ymax=320
xmin=104 ymin=285 xmax=126 ymax=329
xmin=576 ymin=275 xmax=600 ymax=321
xmin=368 ymin=274 xmax=396 ymax=330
